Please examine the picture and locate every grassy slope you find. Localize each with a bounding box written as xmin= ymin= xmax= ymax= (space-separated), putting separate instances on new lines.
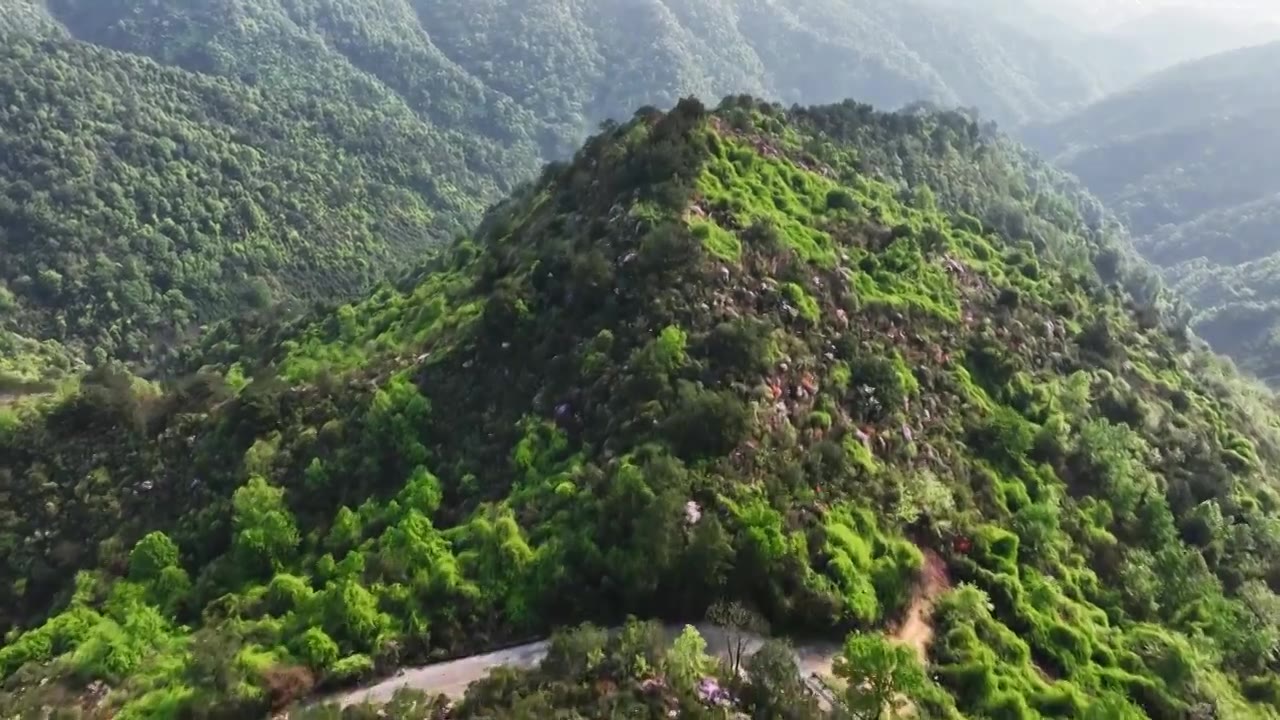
xmin=2 ymin=99 xmax=1279 ymax=718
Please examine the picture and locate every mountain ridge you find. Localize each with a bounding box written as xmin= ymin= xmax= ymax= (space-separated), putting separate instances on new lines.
xmin=3 ymin=97 xmax=1279 ymax=718
xmin=3 ymin=0 xmax=1271 ymax=390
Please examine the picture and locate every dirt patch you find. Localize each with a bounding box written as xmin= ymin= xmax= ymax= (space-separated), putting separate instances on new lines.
xmin=0 ymin=392 xmax=25 ymax=409
xmin=891 ymin=549 xmax=951 ymax=664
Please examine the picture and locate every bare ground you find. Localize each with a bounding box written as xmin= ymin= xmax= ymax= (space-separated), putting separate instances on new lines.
xmin=891 ymin=548 xmax=951 ymax=664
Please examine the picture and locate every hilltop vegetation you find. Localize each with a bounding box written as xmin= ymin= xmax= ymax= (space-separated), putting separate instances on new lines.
xmin=1028 ymin=40 xmax=1280 ymax=385
xmin=5 ymin=0 xmax=1262 ymax=386
xmin=2 ymin=98 xmax=1279 ymax=718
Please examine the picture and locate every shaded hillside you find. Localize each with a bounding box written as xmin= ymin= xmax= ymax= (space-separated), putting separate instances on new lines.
xmin=0 ymin=20 xmax=528 ymax=382
xmin=41 ymin=0 xmax=1117 ymax=130
xmin=406 ymin=0 xmax=1115 ymax=128
xmin=925 ymin=0 xmax=1280 ymax=90
xmin=3 ymin=99 xmax=1279 ymax=718
xmin=1027 ymin=41 xmax=1280 ymax=384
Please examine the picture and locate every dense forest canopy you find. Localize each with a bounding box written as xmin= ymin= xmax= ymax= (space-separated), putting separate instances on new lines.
xmin=1027 ymin=41 xmax=1280 ymax=385
xmin=3 ymin=1 xmax=1280 ymax=717
xmin=3 ymin=97 xmax=1280 ymax=719
xmin=2 ymin=0 xmax=1274 ymax=390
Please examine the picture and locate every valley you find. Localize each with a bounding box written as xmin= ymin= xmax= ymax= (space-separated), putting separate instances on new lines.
xmin=1027 ymin=40 xmax=1280 ymax=385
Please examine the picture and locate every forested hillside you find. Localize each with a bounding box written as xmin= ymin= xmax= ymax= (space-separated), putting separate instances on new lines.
xmin=1003 ymin=0 xmax=1280 ymax=29
xmin=3 ymin=98 xmax=1280 ymax=719
xmin=6 ymin=0 xmax=1261 ymax=389
xmin=1028 ymin=41 xmax=1280 ymax=385
xmin=0 ymin=16 xmax=531 ymax=382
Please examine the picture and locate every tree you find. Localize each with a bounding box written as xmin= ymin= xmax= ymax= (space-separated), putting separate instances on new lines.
xmin=325 ymin=506 xmax=363 ymax=554
xmin=833 ymin=633 xmax=927 ymax=720
xmin=185 ymin=625 xmax=248 ymax=698
xmin=452 ymin=504 xmax=535 ymax=625
xmin=232 ymin=476 xmax=300 ymax=577
xmin=127 ymin=532 xmax=190 ymax=614
xmin=128 ymin=531 xmax=180 ymax=582
xmin=745 ymin=639 xmax=822 ymax=720
xmin=665 ymin=625 xmax=715 ymax=693
xmin=610 ymin=617 xmax=667 ymax=680
xmin=679 ymin=515 xmax=735 ymax=613
xmin=293 ymin=627 xmax=340 ymax=671
xmin=541 ymin=623 xmax=607 ymax=682
xmin=320 ymin=578 xmax=390 ymax=650
xmin=706 ymin=600 xmax=769 ymax=678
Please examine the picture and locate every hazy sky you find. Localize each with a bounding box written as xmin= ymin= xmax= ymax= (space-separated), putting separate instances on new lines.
xmin=1017 ymin=0 xmax=1280 ymax=29
xmin=1105 ymin=0 xmax=1280 ymax=24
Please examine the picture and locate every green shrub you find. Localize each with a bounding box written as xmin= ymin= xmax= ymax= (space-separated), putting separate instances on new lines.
xmin=268 ymin=574 xmax=315 ymax=614
xmin=661 ymin=383 xmax=750 ymax=459
xmin=129 ymin=532 xmax=181 ymax=582
xmin=783 ymin=283 xmax=821 ymax=324
xmin=329 ymin=654 xmax=375 ymax=683
xmin=807 ymin=410 xmax=833 ymax=429
xmin=974 ymin=526 xmax=1020 ymax=576
xmin=691 ymin=219 xmax=742 ymax=261
xmin=294 ymin=628 xmax=340 ymax=671
xmin=826 ymin=188 xmax=858 ymax=212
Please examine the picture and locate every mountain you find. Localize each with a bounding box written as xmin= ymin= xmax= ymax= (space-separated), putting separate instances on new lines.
xmin=1027 ymin=41 xmax=1280 ymax=385
xmin=3 ymin=98 xmax=1280 ymax=718
xmin=5 ymin=0 xmax=1246 ymax=391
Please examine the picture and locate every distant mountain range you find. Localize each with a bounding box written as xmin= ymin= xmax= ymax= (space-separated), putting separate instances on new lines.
xmin=1028 ymin=40 xmax=1280 ymax=384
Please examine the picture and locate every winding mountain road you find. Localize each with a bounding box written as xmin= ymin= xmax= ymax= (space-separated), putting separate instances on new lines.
xmin=327 ymin=550 xmax=950 ymax=711
xmin=330 ymin=623 xmax=841 ymax=709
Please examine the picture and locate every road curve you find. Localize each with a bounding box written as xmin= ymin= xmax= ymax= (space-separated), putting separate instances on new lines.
xmin=328 ymin=623 xmax=842 ymax=709
xmin=323 ymin=550 xmax=947 ymax=712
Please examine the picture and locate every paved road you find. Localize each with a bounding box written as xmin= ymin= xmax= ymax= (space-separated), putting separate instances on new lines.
xmin=329 ymin=623 xmax=842 ymax=709
xmin=335 ymin=639 xmax=553 ymax=707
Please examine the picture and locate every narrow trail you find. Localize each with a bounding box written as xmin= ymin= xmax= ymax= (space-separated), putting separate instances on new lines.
xmin=891 ymin=549 xmax=951 ymax=664
xmin=0 ymin=388 xmax=50 ymax=407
